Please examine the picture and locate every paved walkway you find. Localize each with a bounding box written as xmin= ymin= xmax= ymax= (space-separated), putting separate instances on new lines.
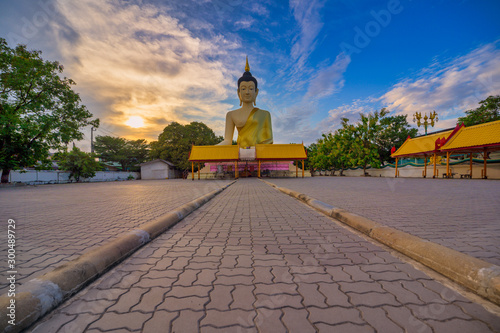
xmin=29 ymin=179 xmax=500 ymax=332
xmin=266 ymin=177 xmax=500 ymax=266
xmin=0 ymin=180 xmax=231 ymax=295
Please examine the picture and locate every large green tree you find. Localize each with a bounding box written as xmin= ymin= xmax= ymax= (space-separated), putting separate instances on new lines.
xmin=334 ymin=117 xmax=360 ymax=175
xmin=149 ymin=122 xmax=222 ymax=171
xmin=298 ymin=143 xmax=319 ymax=176
xmin=310 ymin=119 xmax=358 ymax=176
xmin=55 ymin=147 xmax=102 ymax=182
xmin=457 ymin=95 xmax=500 ymax=126
xmin=94 ymin=135 xmax=149 ymax=171
xmin=376 ymin=113 xmax=418 ymax=164
xmin=350 ymin=109 xmax=389 ymax=174
xmin=305 ymin=138 xmax=330 ymax=175
xmin=312 ymin=136 xmax=333 ymax=173
xmin=311 ymin=109 xmax=418 ymax=174
xmin=0 ymin=38 xmax=98 ymax=182
xmin=312 ymin=133 xmax=342 ymax=176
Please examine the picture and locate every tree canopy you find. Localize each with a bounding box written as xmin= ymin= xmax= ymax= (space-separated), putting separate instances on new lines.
xmin=457 ymin=95 xmax=500 ymax=126
xmin=299 ymin=142 xmax=319 ymax=174
xmin=305 ymin=108 xmax=416 ymax=175
xmin=55 ymin=147 xmax=102 ymax=182
xmin=0 ymin=38 xmax=98 ymax=182
xmin=149 ymin=121 xmax=222 ymax=171
xmin=376 ymin=114 xmax=418 ymax=163
xmin=94 ymin=135 xmax=149 ymax=171
xmin=350 ymin=109 xmax=389 ymax=173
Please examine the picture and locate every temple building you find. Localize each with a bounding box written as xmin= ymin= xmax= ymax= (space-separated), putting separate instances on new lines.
xmin=391 ymin=120 xmax=500 ymax=179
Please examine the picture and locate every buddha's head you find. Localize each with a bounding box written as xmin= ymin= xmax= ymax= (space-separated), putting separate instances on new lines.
xmin=237 ymin=57 xmax=258 ymax=106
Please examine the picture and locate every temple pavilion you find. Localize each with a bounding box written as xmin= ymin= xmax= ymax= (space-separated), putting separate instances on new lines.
xmin=188 ymin=144 xmax=307 ymax=180
xmin=391 ymin=120 xmax=500 ymax=179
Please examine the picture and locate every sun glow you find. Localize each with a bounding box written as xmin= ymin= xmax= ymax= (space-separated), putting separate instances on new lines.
xmin=125 ymin=116 xmax=145 ymax=128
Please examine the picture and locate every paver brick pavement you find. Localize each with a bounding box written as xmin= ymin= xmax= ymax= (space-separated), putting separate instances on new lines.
xmin=0 ymin=179 xmax=231 ymax=295
xmin=28 ymin=179 xmax=500 ymax=332
xmin=267 ymin=177 xmax=500 ymax=266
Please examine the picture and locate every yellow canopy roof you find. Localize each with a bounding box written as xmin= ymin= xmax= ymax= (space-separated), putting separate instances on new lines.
xmin=440 ymin=120 xmax=500 ymax=151
xmin=256 ymin=144 xmax=307 ymax=160
xmin=189 ymin=145 xmax=239 ymax=161
xmin=189 ymin=143 xmax=307 ymax=162
xmin=391 ymin=130 xmax=453 ymax=157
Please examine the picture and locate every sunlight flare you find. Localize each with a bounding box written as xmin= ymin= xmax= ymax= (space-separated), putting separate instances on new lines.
xmin=125 ymin=116 xmax=145 ymax=128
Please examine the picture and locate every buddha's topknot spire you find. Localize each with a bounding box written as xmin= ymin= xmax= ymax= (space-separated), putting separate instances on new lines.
xmin=245 ymin=56 xmax=250 ymax=72
xmin=238 ymin=56 xmax=257 ymax=90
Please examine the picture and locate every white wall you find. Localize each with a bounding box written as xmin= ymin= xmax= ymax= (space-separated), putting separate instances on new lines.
xmin=338 ymin=162 xmax=500 ymax=179
xmin=141 ymin=161 xmax=171 ymax=180
xmin=5 ymin=170 xmax=140 ymax=184
xmin=168 ymin=169 xmax=178 ymax=179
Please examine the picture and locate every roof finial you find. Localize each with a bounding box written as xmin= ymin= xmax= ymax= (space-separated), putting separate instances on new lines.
xmin=245 ymin=56 xmax=250 ymax=72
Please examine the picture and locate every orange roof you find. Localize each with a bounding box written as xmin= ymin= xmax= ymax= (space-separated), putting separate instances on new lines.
xmin=391 ymin=130 xmax=453 ymax=157
xmin=256 ymin=144 xmax=307 ymax=160
xmin=189 ymin=145 xmax=239 ymax=161
xmin=440 ymin=120 xmax=500 ymax=151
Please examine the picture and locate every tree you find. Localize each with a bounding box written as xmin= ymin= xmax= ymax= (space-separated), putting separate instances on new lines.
xmin=334 ymin=118 xmax=359 ymax=175
xmin=312 ymin=142 xmax=329 ymax=175
xmin=349 ymin=109 xmax=389 ymax=174
xmin=321 ymin=131 xmax=351 ymax=176
xmin=149 ymin=122 xmax=222 ymax=171
xmin=311 ymin=109 xmax=416 ymax=174
xmin=94 ymin=135 xmax=149 ymax=171
xmin=126 ymin=139 xmax=149 ymax=171
xmin=310 ymin=119 xmax=358 ymax=176
xmin=376 ymin=114 xmax=417 ymax=164
xmin=55 ymin=147 xmax=102 ymax=182
xmin=312 ymin=133 xmax=341 ymax=176
xmin=0 ymin=38 xmax=98 ymax=183
xmin=457 ymin=95 xmax=500 ymax=126
xmin=297 ymin=143 xmax=318 ymax=176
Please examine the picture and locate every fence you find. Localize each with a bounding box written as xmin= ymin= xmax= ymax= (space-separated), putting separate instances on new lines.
xmin=5 ymin=170 xmax=140 ymax=185
xmin=312 ymin=161 xmax=500 ymax=179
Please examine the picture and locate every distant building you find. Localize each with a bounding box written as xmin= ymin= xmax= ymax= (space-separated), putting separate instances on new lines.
xmin=100 ymin=161 xmax=122 ymax=171
xmin=140 ymin=159 xmax=180 ymax=179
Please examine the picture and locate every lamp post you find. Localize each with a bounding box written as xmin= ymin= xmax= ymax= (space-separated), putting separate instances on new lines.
xmin=413 ymin=111 xmax=438 ymax=135
xmin=90 ymin=127 xmax=97 ymax=153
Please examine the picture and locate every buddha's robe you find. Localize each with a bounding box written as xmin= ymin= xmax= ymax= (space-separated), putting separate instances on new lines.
xmin=237 ymin=108 xmax=273 ymax=147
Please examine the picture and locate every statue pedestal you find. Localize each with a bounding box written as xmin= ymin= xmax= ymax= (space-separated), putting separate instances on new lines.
xmin=239 ymin=147 xmax=256 ymax=160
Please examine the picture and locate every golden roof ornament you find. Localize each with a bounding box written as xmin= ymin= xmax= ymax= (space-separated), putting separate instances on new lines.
xmin=413 ymin=110 xmax=438 ymax=135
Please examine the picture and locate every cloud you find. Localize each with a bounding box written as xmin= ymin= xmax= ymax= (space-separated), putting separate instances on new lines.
xmin=234 ymin=18 xmax=256 ymax=30
xmin=250 ymin=3 xmax=270 ymax=17
xmin=49 ymin=0 xmax=241 ymax=141
xmin=287 ymin=1 xmax=351 ymax=103
xmin=304 ymin=53 xmax=351 ymax=100
xmin=318 ymin=99 xmax=373 ymax=135
xmin=380 ymin=42 xmax=500 ymax=122
xmin=289 ymin=0 xmax=326 ymax=70
xmin=273 ymin=102 xmax=318 ymax=144
xmin=318 ymin=41 xmax=500 ymax=136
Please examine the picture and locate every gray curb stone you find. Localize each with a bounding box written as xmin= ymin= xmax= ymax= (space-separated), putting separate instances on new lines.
xmin=0 ymin=181 xmax=236 ymax=333
xmin=260 ymin=179 xmax=500 ymax=306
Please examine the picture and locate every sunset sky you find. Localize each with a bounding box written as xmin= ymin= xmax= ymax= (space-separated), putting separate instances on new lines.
xmin=1 ymin=0 xmax=499 ymax=150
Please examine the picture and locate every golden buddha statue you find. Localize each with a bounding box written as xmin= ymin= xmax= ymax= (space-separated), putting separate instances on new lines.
xmin=218 ymin=57 xmax=273 ymax=147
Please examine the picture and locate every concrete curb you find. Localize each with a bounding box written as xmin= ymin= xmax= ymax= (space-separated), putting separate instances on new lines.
xmin=260 ymin=179 xmax=500 ymax=306
xmin=0 ymin=181 xmax=236 ymax=333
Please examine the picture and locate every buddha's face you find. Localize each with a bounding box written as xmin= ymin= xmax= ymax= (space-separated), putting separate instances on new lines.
xmin=238 ymin=81 xmax=258 ymax=104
